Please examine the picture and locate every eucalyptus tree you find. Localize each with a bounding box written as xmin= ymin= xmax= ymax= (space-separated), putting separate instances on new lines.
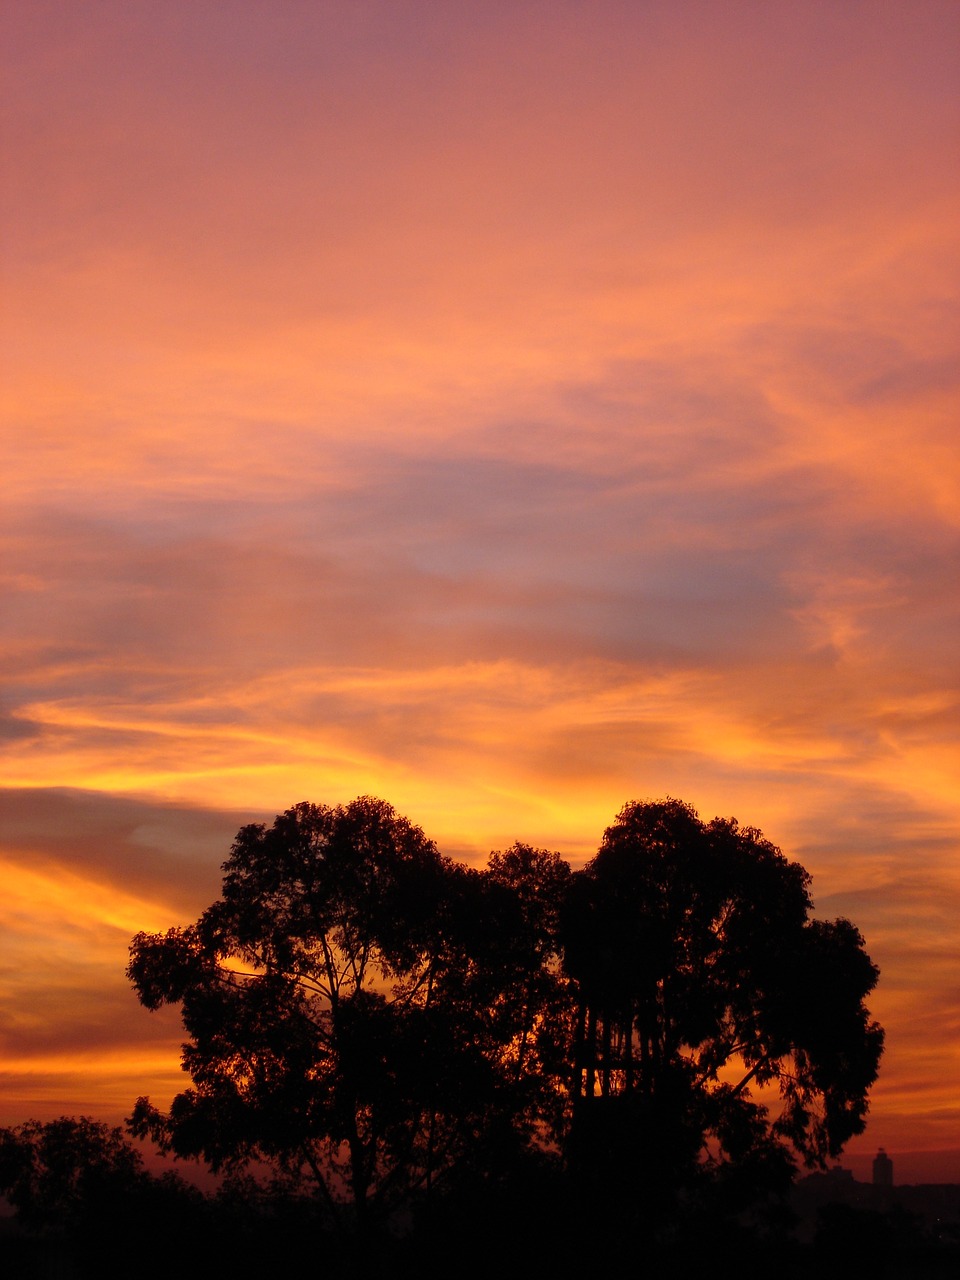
xmin=132 ymin=799 xmax=460 ymax=1225
xmin=127 ymin=793 xmax=883 ymax=1237
xmin=127 ymin=798 xmax=560 ymax=1229
xmin=561 ymin=798 xmax=884 ymax=1205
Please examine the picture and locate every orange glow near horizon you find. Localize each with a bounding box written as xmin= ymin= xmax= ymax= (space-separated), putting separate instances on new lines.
xmin=2 ymin=1 xmax=958 ymax=1182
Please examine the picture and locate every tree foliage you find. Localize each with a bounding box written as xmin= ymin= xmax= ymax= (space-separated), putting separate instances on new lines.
xmin=562 ymin=798 xmax=884 ymax=1210
xmin=127 ymin=794 xmax=883 ymax=1230
xmin=128 ymin=798 xmax=563 ymax=1226
xmin=0 ymin=1117 xmax=149 ymax=1234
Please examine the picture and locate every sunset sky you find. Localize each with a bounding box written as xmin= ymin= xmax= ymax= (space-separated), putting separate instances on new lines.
xmin=2 ymin=1 xmax=958 ymax=1183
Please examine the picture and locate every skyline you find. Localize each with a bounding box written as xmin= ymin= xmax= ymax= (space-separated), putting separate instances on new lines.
xmin=2 ymin=1 xmax=958 ymax=1183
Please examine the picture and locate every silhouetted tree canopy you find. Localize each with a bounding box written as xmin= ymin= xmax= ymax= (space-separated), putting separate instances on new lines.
xmin=562 ymin=798 xmax=884 ymax=1217
xmin=128 ymin=798 xmax=565 ymax=1228
xmin=0 ymin=1116 xmax=334 ymax=1277
xmin=0 ymin=1117 xmax=146 ymax=1234
xmin=127 ymin=794 xmax=883 ymax=1235
xmin=0 ymin=1113 xmax=205 ymax=1271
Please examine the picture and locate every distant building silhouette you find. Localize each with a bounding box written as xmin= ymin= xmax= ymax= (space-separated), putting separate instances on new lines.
xmin=873 ymin=1147 xmax=894 ymax=1187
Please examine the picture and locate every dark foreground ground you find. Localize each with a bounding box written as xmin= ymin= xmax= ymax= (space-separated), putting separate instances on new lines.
xmin=2 ymin=1205 xmax=959 ymax=1280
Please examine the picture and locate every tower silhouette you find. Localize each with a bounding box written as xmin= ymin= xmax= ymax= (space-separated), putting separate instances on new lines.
xmin=872 ymin=1147 xmax=893 ymax=1187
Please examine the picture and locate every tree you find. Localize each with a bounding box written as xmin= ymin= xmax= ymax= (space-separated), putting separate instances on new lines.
xmin=127 ymin=793 xmax=883 ymax=1240
xmin=430 ymin=843 xmax=574 ymax=1178
xmin=0 ymin=1116 xmax=146 ymax=1235
xmin=482 ymin=842 xmax=574 ymax=1113
xmin=560 ymin=798 xmax=884 ymax=1213
xmin=127 ymin=797 xmax=545 ymax=1230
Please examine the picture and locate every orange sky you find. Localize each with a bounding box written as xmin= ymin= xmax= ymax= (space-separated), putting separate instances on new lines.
xmin=2 ymin=1 xmax=958 ymax=1184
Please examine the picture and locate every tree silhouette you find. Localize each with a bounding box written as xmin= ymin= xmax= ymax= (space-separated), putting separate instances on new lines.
xmin=127 ymin=794 xmax=883 ymax=1238
xmin=561 ymin=798 xmax=884 ymax=1214
xmin=127 ymin=797 xmax=547 ymax=1229
xmin=0 ymin=1117 xmax=146 ymax=1235
xmin=426 ymin=843 xmax=574 ymax=1187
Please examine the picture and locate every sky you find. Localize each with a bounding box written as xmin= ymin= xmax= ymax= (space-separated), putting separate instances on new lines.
xmin=1 ymin=0 xmax=958 ymax=1184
